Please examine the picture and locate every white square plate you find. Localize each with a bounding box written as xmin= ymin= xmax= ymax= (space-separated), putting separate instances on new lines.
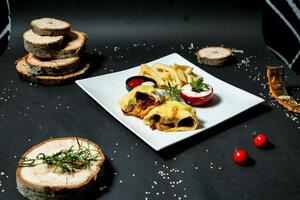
xmin=76 ymin=53 xmax=264 ymax=151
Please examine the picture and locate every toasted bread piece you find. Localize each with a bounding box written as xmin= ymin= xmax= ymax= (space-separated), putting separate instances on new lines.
xmin=195 ymin=46 xmax=232 ymax=66
xmin=267 ymin=66 xmax=300 ymax=113
xmin=30 ymin=30 xmax=87 ymax=59
xmin=16 ymin=137 xmax=105 ymax=200
xmin=16 ymin=59 xmax=90 ymax=85
xmin=31 ymin=18 xmax=71 ymax=36
xmin=26 ymin=53 xmax=81 ymax=76
xmin=24 ymin=30 xmax=65 ymax=54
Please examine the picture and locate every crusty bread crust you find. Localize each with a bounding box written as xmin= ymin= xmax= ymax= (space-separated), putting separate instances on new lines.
xmin=16 ymin=59 xmax=90 ymax=85
xmin=26 ymin=53 xmax=81 ymax=76
xmin=31 ymin=18 xmax=71 ymax=36
xmin=29 ymin=30 xmax=87 ymax=59
xmin=16 ymin=137 xmax=105 ymax=200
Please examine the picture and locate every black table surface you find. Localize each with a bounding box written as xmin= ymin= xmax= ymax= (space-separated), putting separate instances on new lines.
xmin=0 ymin=0 xmax=300 ymax=199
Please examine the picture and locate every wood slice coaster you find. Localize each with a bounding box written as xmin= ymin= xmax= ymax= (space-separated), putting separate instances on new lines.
xmin=26 ymin=53 xmax=81 ymax=76
xmin=28 ymin=30 xmax=87 ymax=59
xmin=23 ymin=29 xmax=65 ymax=53
xmin=16 ymin=137 xmax=105 ymax=200
xmin=31 ymin=18 xmax=71 ymax=36
xmin=16 ymin=59 xmax=90 ymax=86
xmin=195 ymin=46 xmax=232 ymax=66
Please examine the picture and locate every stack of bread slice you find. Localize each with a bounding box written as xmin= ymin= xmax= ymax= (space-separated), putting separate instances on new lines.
xmin=16 ymin=18 xmax=90 ymax=85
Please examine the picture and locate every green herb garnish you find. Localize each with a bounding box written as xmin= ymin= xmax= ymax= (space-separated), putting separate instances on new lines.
xmin=190 ymin=77 xmax=209 ymax=92
xmin=167 ymin=82 xmax=181 ymax=102
xmin=18 ymin=138 xmax=99 ymax=173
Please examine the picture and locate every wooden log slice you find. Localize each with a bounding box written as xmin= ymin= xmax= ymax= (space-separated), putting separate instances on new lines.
xmin=26 ymin=53 xmax=81 ymax=76
xmin=16 ymin=59 xmax=90 ymax=86
xmin=31 ymin=18 xmax=71 ymax=36
xmin=16 ymin=137 xmax=105 ymax=200
xmin=23 ymin=30 xmax=65 ymax=54
xmin=29 ymin=30 xmax=87 ymax=59
xmin=195 ymin=46 xmax=232 ymax=66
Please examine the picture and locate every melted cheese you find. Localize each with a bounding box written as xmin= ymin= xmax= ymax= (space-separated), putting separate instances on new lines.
xmin=119 ymin=85 xmax=163 ymax=118
xmin=143 ymin=101 xmax=198 ymax=132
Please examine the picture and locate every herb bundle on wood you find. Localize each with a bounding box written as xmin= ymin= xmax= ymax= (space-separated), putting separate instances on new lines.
xmin=18 ymin=138 xmax=99 ymax=173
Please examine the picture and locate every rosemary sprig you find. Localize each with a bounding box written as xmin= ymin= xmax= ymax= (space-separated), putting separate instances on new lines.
xmin=190 ymin=77 xmax=209 ymax=92
xmin=18 ymin=139 xmax=99 ymax=174
xmin=167 ymin=82 xmax=181 ymax=102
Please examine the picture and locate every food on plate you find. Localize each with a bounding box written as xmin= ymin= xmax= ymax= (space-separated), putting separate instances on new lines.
xmin=180 ymin=77 xmax=213 ymax=106
xmin=143 ymin=101 xmax=198 ymax=132
xmin=195 ymin=46 xmax=232 ymax=66
xmin=138 ymin=63 xmax=199 ymax=88
xmin=16 ymin=18 xmax=89 ymax=85
xmin=126 ymin=76 xmax=157 ymax=91
xmin=253 ymin=133 xmax=268 ymax=148
xmin=232 ymin=148 xmax=248 ymax=164
xmin=23 ymin=29 xmax=65 ymax=52
xmin=26 ymin=53 xmax=81 ymax=75
xmin=31 ymin=17 xmax=71 ymax=36
xmin=119 ymin=85 xmax=164 ymax=118
xmin=119 ymin=63 xmax=214 ymax=132
xmin=16 ymin=137 xmax=105 ymax=200
xmin=16 ymin=59 xmax=90 ymax=85
xmin=267 ymin=66 xmax=300 ymax=113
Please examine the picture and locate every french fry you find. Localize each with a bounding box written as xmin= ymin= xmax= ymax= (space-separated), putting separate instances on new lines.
xmin=153 ymin=64 xmax=181 ymax=85
xmin=186 ymin=74 xmax=193 ymax=83
xmin=184 ymin=67 xmax=192 ymax=74
xmin=176 ymin=68 xmax=187 ymax=84
xmin=138 ymin=63 xmax=199 ymax=88
xmin=161 ymin=72 xmax=171 ymax=80
xmin=139 ymin=64 xmax=165 ymax=86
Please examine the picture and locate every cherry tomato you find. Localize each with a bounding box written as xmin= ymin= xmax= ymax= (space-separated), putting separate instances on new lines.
xmin=233 ymin=148 xmax=248 ymax=164
xmin=254 ymin=134 xmax=268 ymax=147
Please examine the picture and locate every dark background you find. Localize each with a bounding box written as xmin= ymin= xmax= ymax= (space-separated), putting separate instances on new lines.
xmin=0 ymin=0 xmax=300 ymax=199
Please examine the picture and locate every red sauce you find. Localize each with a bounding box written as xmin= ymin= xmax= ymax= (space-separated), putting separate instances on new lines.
xmin=127 ymin=78 xmax=145 ymax=88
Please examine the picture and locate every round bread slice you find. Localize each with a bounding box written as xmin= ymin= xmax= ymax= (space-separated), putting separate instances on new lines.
xmin=26 ymin=53 xmax=81 ymax=76
xmin=16 ymin=59 xmax=90 ymax=85
xmin=30 ymin=30 xmax=87 ymax=59
xmin=24 ymin=30 xmax=65 ymax=54
xmin=31 ymin=18 xmax=71 ymax=36
xmin=16 ymin=137 xmax=105 ymax=200
xmin=195 ymin=46 xmax=232 ymax=66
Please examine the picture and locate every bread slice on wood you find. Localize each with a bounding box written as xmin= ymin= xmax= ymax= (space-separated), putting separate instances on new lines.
xmin=30 ymin=30 xmax=87 ymax=59
xmin=195 ymin=46 xmax=232 ymax=66
xmin=31 ymin=18 xmax=71 ymax=36
xmin=16 ymin=59 xmax=90 ymax=85
xmin=16 ymin=137 xmax=105 ymax=200
xmin=26 ymin=53 xmax=81 ymax=76
xmin=24 ymin=30 xmax=65 ymax=54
